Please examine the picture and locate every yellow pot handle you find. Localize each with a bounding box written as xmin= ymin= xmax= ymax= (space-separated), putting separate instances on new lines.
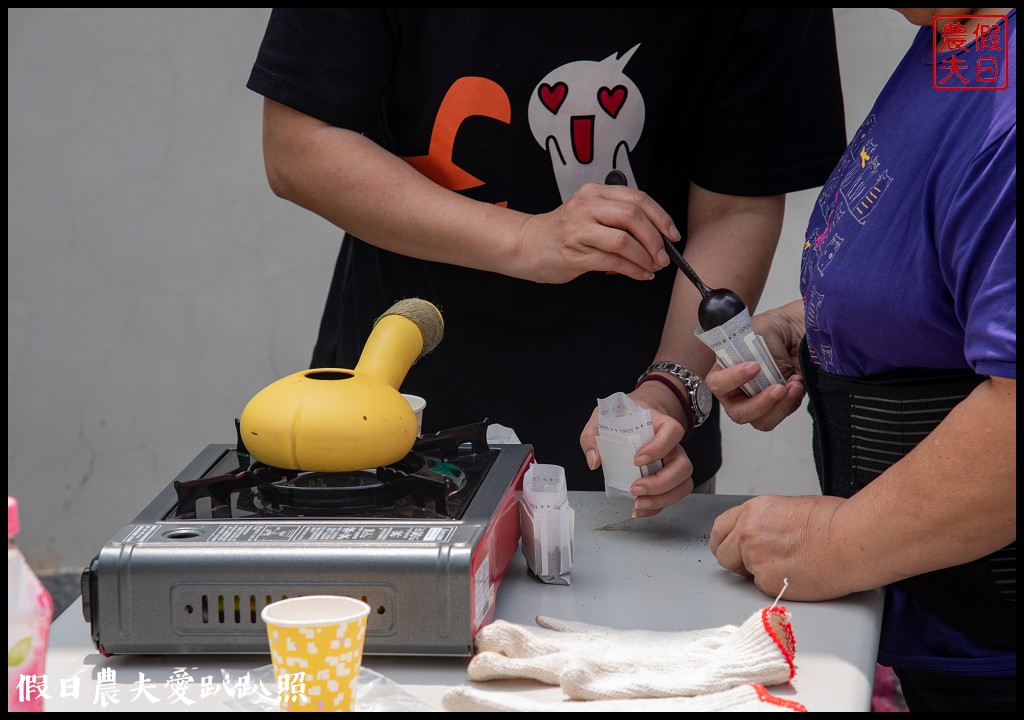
xmin=239 ymin=299 xmax=444 ymax=471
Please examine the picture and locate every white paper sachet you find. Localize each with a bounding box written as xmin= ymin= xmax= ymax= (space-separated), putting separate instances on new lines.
xmin=519 ymin=463 xmax=574 ymax=585
xmin=693 ymin=309 xmax=785 ymax=397
xmin=595 ymin=392 xmax=663 ymax=499
xmin=486 ymin=423 xmax=522 ymax=445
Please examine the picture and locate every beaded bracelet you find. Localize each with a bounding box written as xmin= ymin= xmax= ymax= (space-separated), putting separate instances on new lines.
xmin=634 ymin=373 xmax=695 ymax=442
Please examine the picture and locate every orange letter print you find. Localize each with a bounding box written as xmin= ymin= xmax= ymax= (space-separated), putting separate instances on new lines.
xmin=402 ymin=77 xmax=511 ymax=204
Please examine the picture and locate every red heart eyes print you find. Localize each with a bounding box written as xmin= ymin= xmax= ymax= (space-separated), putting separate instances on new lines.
xmin=598 ymin=85 xmax=627 ymax=118
xmin=539 ymin=83 xmax=628 ymax=118
xmin=539 ymin=82 xmax=568 ymax=114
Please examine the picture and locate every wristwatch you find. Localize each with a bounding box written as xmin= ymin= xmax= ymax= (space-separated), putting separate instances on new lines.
xmin=636 ymin=361 xmax=713 ymax=439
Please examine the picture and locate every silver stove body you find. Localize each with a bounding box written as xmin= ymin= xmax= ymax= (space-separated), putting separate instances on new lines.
xmin=81 ymin=442 xmax=533 ymax=657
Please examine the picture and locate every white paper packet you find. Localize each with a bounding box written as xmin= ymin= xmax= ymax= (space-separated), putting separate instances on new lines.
xmin=486 ymin=423 xmax=522 ymax=445
xmin=596 ymin=392 xmax=662 ymax=499
xmin=519 ymin=463 xmax=574 ymax=585
xmin=693 ymin=309 xmax=785 ymax=396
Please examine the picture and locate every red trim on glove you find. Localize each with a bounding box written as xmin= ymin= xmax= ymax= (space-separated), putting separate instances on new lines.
xmin=750 ymin=683 xmax=808 ymax=712
xmin=760 ymin=606 xmax=797 ymax=680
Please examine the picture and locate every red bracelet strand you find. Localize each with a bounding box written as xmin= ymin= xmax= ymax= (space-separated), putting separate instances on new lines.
xmin=634 ymin=373 xmax=695 ymax=442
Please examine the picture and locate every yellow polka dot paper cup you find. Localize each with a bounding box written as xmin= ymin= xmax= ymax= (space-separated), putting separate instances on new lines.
xmin=261 ymin=595 xmax=371 ymax=712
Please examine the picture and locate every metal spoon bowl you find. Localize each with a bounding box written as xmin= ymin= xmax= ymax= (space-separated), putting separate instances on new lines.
xmin=604 ymin=170 xmax=747 ymax=330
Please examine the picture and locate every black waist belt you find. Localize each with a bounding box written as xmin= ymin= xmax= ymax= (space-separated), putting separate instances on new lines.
xmin=800 ymin=339 xmax=1015 ymax=649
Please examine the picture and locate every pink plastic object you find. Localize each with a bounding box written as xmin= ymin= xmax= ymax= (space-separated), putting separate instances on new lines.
xmin=8 ymin=496 xmax=53 ymax=712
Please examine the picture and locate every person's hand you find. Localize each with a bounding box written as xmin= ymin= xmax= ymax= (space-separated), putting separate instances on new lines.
xmin=513 ymin=181 xmax=676 ymax=283
xmin=704 ymin=306 xmax=805 ymax=431
xmin=579 ymin=382 xmax=694 ymax=519
xmin=709 ymin=494 xmax=850 ymax=601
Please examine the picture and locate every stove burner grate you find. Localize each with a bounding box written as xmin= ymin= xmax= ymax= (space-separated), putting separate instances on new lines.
xmin=170 ymin=420 xmax=493 ymax=521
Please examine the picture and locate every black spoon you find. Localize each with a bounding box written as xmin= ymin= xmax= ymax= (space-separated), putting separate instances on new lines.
xmin=604 ymin=170 xmax=747 ymax=331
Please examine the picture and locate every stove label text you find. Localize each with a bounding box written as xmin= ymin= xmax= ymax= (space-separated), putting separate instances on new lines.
xmin=118 ymin=525 xmax=160 ymax=544
xmin=205 ymin=524 xmax=457 ymax=544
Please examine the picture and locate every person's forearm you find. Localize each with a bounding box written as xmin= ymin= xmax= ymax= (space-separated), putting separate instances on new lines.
xmin=652 ymin=184 xmax=785 ymax=383
xmin=829 ymin=376 xmax=1016 ymax=590
xmin=261 ymin=99 xmax=528 ymax=275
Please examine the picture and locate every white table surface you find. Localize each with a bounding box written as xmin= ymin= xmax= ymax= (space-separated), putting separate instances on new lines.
xmin=43 ymin=492 xmax=883 ymax=712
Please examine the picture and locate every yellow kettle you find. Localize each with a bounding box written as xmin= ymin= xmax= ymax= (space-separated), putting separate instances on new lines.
xmin=239 ymin=299 xmax=444 ymax=471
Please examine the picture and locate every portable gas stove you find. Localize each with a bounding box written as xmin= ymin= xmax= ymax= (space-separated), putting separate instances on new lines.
xmin=81 ymin=420 xmax=533 ymax=657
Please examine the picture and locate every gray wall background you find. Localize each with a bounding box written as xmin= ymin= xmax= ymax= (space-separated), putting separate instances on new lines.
xmin=8 ymin=9 xmax=918 ymax=573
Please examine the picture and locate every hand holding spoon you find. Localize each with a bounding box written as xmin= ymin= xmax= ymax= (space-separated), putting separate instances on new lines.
xmin=604 ymin=170 xmax=747 ymax=331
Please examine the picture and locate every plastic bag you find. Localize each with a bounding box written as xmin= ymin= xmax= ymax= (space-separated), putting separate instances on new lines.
xmin=220 ymin=664 xmax=439 ymax=712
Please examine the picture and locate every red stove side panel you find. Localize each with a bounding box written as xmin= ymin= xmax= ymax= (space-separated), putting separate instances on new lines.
xmin=468 ymin=449 xmax=533 ymax=643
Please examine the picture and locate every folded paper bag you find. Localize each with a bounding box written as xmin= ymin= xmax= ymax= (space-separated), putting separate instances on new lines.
xmin=519 ymin=463 xmax=574 ymax=586
xmin=596 ymin=392 xmax=662 ymax=499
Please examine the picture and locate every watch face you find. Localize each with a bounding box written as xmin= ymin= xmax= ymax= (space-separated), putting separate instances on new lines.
xmin=694 ymin=380 xmax=714 ymax=418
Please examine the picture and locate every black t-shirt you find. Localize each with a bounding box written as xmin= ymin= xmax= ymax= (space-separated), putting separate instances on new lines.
xmin=247 ymin=8 xmax=846 ymax=489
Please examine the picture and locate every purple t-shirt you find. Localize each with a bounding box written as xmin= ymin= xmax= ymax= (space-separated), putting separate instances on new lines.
xmin=801 ymin=17 xmax=1015 ymax=381
xmin=800 ymin=11 xmax=1016 ymax=675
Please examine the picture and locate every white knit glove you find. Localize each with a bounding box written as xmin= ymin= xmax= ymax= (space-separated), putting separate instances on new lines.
xmin=468 ymin=615 xmax=731 ymax=685
xmin=468 ymin=606 xmax=795 ymax=700
xmin=442 ymin=682 xmax=807 ymax=712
